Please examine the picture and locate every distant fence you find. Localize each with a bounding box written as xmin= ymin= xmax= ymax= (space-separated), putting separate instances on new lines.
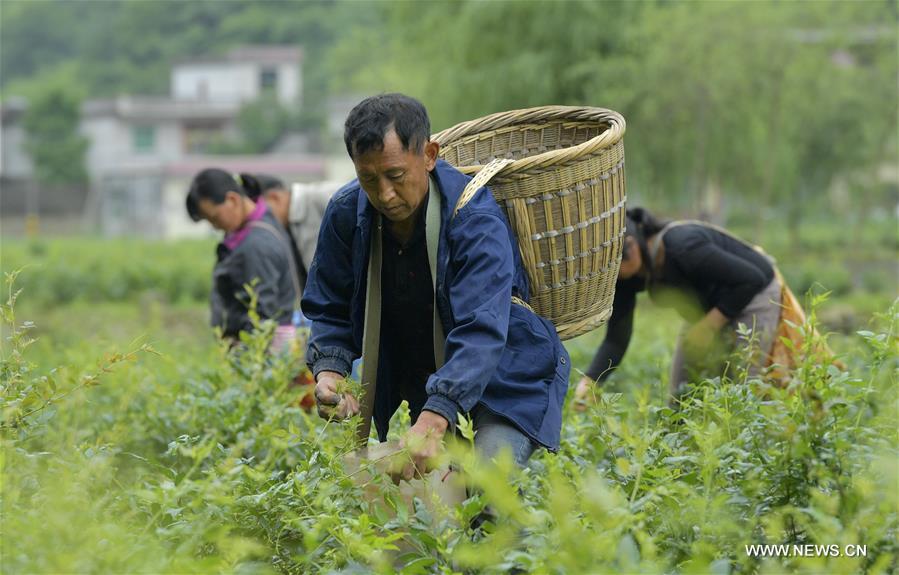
xmin=0 ymin=178 xmax=88 ymax=215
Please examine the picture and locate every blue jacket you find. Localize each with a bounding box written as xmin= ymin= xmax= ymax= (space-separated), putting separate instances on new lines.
xmin=302 ymin=160 xmax=570 ymax=450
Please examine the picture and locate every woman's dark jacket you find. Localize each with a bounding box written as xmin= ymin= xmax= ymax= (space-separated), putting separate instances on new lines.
xmin=586 ymin=223 xmax=774 ymax=381
xmin=210 ymin=209 xmax=297 ymax=338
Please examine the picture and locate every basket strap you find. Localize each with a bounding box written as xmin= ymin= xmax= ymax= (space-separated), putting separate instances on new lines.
xmin=358 ymin=180 xmax=445 ymax=445
xmin=453 ymin=158 xmax=514 ymax=218
xmin=453 ymin=159 xmax=538 ymax=318
xmin=511 ymin=295 xmax=534 ymax=312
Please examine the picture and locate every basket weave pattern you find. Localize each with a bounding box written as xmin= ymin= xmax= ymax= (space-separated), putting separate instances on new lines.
xmin=434 ymin=106 xmax=627 ymax=340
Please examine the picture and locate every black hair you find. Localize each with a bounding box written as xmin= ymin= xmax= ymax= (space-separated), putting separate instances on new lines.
xmin=185 ymin=168 xmax=260 ymax=222
xmin=343 ymin=93 xmax=431 ymax=159
xmin=622 ymin=207 xmax=669 ymax=267
xmin=255 ymin=173 xmax=285 ymax=198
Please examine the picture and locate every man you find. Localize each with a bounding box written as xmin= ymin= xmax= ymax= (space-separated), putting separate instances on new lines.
xmin=302 ymin=94 xmax=569 ymax=481
xmin=256 ymin=175 xmax=337 ymax=298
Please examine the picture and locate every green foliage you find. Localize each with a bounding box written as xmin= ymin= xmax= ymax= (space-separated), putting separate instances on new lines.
xmin=0 ymin=0 xmax=374 ymax=140
xmin=2 ymin=0 xmax=895 ymax=220
xmin=0 ymin=271 xmax=158 ymax=439
xmin=328 ymin=0 xmax=897 ymax=220
xmin=208 ymin=95 xmax=291 ymax=155
xmin=0 ymin=238 xmax=215 ymax=307
xmin=22 ymin=85 xmax=88 ymax=185
xmin=2 ymin=258 xmax=897 ymax=573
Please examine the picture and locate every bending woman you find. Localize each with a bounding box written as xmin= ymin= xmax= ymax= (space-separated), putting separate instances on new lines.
xmin=186 ymin=169 xmax=299 ymax=344
xmin=575 ymin=207 xmax=782 ymax=406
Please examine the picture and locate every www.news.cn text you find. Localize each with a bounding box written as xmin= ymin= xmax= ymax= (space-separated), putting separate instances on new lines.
xmin=745 ymin=544 xmax=867 ymax=558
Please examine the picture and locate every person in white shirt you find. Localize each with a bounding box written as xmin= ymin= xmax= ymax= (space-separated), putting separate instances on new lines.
xmin=256 ymin=175 xmax=339 ymax=296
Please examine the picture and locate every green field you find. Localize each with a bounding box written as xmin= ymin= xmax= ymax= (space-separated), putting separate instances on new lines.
xmin=1 ymin=235 xmax=897 ymax=574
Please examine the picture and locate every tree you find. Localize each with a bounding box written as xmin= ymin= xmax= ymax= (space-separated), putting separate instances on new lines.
xmin=207 ymin=95 xmax=290 ymax=155
xmin=22 ymin=86 xmax=88 ymax=186
xmin=237 ymin=94 xmax=290 ymax=153
xmin=328 ymin=0 xmax=896 ymax=227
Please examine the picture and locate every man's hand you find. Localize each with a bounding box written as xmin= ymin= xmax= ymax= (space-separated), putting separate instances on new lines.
xmin=684 ymin=323 xmax=714 ymax=359
xmin=684 ymin=308 xmax=729 ymax=362
xmin=573 ymin=376 xmax=597 ymax=412
xmin=314 ymin=371 xmax=360 ymax=420
xmin=391 ymin=410 xmax=448 ymax=483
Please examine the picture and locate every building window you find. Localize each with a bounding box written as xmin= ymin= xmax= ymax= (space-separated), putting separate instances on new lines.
xmin=260 ymin=68 xmax=278 ymax=91
xmin=133 ymin=125 xmax=155 ymax=153
xmin=183 ymin=122 xmax=223 ymax=154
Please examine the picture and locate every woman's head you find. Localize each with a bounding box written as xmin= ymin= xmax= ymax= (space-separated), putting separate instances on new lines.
xmin=618 ymin=207 xmax=668 ymax=280
xmin=186 ymin=169 xmax=261 ymax=232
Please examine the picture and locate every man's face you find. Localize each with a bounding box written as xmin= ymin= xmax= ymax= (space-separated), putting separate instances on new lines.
xmin=352 ymin=129 xmax=438 ymax=224
xmin=262 ymin=188 xmax=290 ymax=227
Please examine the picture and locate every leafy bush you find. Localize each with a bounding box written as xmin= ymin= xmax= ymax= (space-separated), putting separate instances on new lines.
xmin=1 ymin=238 xmax=215 ymax=307
xmin=2 ymin=269 xmax=897 ymax=574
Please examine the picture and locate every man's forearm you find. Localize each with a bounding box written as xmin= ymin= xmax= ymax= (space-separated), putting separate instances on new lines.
xmin=702 ymin=307 xmax=730 ymax=331
xmin=417 ymin=410 xmax=449 ymax=434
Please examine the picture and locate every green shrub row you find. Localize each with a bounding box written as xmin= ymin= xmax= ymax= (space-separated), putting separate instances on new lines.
xmin=2 ymin=271 xmax=896 ymax=573
xmin=1 ymin=238 xmax=215 ymax=305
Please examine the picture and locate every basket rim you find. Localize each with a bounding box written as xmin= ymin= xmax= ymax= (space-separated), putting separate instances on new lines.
xmin=432 ymin=105 xmax=626 ymax=176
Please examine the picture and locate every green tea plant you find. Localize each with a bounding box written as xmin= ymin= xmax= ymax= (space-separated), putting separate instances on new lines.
xmin=1 ymin=265 xmax=896 ymax=573
xmin=1 ymin=271 xmax=158 ymax=440
xmin=1 ymin=238 xmax=215 ymax=307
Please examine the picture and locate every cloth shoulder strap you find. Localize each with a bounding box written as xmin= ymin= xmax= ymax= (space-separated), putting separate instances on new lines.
xmin=249 ymin=220 xmax=303 ymax=313
xmin=425 ymin=177 xmax=447 ymax=367
xmin=660 ymin=219 xmax=766 ymax=251
xmin=357 ymin=212 xmax=383 ymax=444
xmin=357 ymin=177 xmax=445 ymax=444
xmin=357 ymin=169 xmax=537 ymax=444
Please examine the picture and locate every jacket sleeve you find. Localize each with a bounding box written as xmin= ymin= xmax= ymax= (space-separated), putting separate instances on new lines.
xmin=585 ymin=286 xmax=636 ymax=382
xmin=301 ymin=193 xmax=359 ymax=378
xmin=423 ymin=209 xmax=513 ymax=424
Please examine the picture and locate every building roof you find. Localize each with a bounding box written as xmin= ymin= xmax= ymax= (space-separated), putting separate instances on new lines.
xmin=175 ymin=45 xmax=303 ymax=67
xmin=92 ymin=154 xmax=328 ymax=180
xmin=163 ymin=155 xmax=327 ymax=178
xmin=0 ymin=97 xmax=29 ymax=123
xmin=81 ymin=96 xmax=240 ymax=121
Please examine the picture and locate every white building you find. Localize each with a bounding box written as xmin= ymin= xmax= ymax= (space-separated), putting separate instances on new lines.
xmin=172 ymin=45 xmax=302 ymax=107
xmin=0 ymin=98 xmax=34 ymax=181
xmin=79 ymin=96 xmax=243 ymax=179
xmin=1 ymin=45 xmax=326 ymax=238
xmin=95 ymin=155 xmax=327 ymax=238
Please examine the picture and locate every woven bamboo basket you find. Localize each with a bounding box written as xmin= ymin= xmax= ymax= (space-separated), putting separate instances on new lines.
xmin=433 ymin=106 xmax=627 ymax=340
